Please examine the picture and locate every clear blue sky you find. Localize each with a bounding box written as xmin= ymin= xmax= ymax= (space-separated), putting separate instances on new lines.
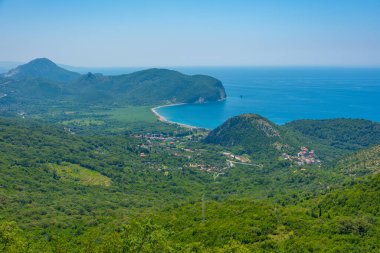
xmin=0 ymin=0 xmax=379 ymax=67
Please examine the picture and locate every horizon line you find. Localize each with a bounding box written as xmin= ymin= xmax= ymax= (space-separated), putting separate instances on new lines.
xmin=2 ymin=59 xmax=380 ymax=70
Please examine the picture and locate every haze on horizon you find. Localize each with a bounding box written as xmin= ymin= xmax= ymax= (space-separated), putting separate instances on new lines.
xmin=0 ymin=0 xmax=380 ymax=67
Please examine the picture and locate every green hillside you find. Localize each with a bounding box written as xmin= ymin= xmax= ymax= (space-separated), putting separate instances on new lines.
xmin=204 ymin=114 xmax=293 ymax=158
xmin=69 ymin=68 xmax=226 ymax=105
xmin=0 ymin=116 xmax=379 ymax=252
xmin=284 ymin=118 xmax=380 ymax=152
xmin=332 ymin=143 xmax=380 ymax=176
xmin=0 ymin=58 xmax=226 ymax=113
xmin=205 ymin=115 xmax=380 ymax=161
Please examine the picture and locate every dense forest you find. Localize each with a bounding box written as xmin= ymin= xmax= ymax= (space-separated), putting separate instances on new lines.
xmin=0 ymin=115 xmax=379 ymax=252
xmin=284 ymin=118 xmax=380 ymax=152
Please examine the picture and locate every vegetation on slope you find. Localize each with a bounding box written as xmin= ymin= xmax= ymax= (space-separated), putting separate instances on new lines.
xmin=204 ymin=114 xmax=293 ymax=158
xmin=284 ymin=118 xmax=380 ymax=152
xmin=0 ymin=115 xmax=379 ymax=252
xmin=0 ymin=58 xmax=226 ymax=113
xmin=1 ymin=174 xmax=379 ymax=252
xmin=69 ymin=68 xmax=226 ymax=105
xmin=205 ymin=114 xmax=380 ymax=161
xmin=332 ymin=143 xmax=380 ymax=176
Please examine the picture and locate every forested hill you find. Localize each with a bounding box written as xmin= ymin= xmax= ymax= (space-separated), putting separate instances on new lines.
xmin=205 ymin=114 xmax=380 ymax=160
xmin=69 ymin=68 xmax=226 ymax=105
xmin=0 ymin=58 xmax=226 ymax=108
xmin=204 ymin=114 xmax=292 ymax=157
xmin=284 ymin=118 xmax=380 ymax=151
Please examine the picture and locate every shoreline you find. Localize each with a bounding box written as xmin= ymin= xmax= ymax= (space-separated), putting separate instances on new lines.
xmin=151 ymin=99 xmax=226 ymax=130
xmin=151 ymin=103 xmax=201 ymax=129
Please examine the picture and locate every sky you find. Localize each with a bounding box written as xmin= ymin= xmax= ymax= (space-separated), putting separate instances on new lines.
xmin=0 ymin=0 xmax=380 ymax=67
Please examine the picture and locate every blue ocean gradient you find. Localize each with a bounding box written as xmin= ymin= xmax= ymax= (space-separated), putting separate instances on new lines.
xmin=156 ymin=67 xmax=380 ymax=129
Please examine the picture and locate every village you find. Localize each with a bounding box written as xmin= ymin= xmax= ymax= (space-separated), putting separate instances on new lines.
xmin=282 ymin=146 xmax=321 ymax=166
xmin=130 ymin=132 xmax=259 ymax=176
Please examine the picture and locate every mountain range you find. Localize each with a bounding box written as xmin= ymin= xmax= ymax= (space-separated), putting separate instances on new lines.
xmin=0 ymin=58 xmax=226 ymax=107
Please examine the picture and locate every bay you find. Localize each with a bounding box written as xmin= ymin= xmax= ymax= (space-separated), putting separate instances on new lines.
xmin=157 ymin=67 xmax=380 ymax=129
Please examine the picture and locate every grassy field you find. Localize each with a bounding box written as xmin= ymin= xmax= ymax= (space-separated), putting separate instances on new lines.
xmin=48 ymin=163 xmax=112 ymax=187
xmin=52 ymin=105 xmax=191 ymax=134
xmin=53 ymin=105 xmax=163 ymax=131
xmin=106 ymin=106 xmax=156 ymax=123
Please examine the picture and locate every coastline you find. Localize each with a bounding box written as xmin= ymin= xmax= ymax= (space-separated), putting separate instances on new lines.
xmin=151 ymin=99 xmax=226 ymax=130
xmin=151 ymin=103 xmax=200 ymax=129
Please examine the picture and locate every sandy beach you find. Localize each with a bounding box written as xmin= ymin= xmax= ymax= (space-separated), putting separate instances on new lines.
xmin=151 ymin=104 xmax=200 ymax=129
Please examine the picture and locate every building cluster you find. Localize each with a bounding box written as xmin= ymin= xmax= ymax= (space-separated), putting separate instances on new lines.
xmin=189 ymin=163 xmax=220 ymax=173
xmin=132 ymin=133 xmax=176 ymax=142
xmin=132 ymin=132 xmax=229 ymax=175
xmin=222 ymin=152 xmax=251 ymax=163
xmin=282 ymin=146 xmax=321 ymax=165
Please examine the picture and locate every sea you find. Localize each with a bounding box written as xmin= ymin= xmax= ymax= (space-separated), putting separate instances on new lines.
xmin=154 ymin=67 xmax=380 ymax=129
xmin=61 ymin=66 xmax=380 ymax=130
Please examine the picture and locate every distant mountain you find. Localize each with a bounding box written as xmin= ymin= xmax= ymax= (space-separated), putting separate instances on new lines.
xmin=2 ymin=58 xmax=81 ymax=83
xmin=0 ymin=58 xmax=226 ymax=106
xmin=205 ymin=114 xmax=293 ymax=157
xmin=121 ymin=68 xmax=226 ymax=104
xmin=70 ymin=68 xmax=226 ymax=105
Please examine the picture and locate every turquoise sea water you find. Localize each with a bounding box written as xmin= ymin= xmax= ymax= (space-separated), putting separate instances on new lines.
xmin=156 ymin=67 xmax=380 ymax=129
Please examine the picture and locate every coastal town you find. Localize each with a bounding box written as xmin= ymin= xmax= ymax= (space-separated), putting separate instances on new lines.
xmin=129 ymin=126 xmax=274 ymax=180
xmin=131 ymin=109 xmax=323 ymax=178
xmin=132 ymin=130 xmax=323 ymax=179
